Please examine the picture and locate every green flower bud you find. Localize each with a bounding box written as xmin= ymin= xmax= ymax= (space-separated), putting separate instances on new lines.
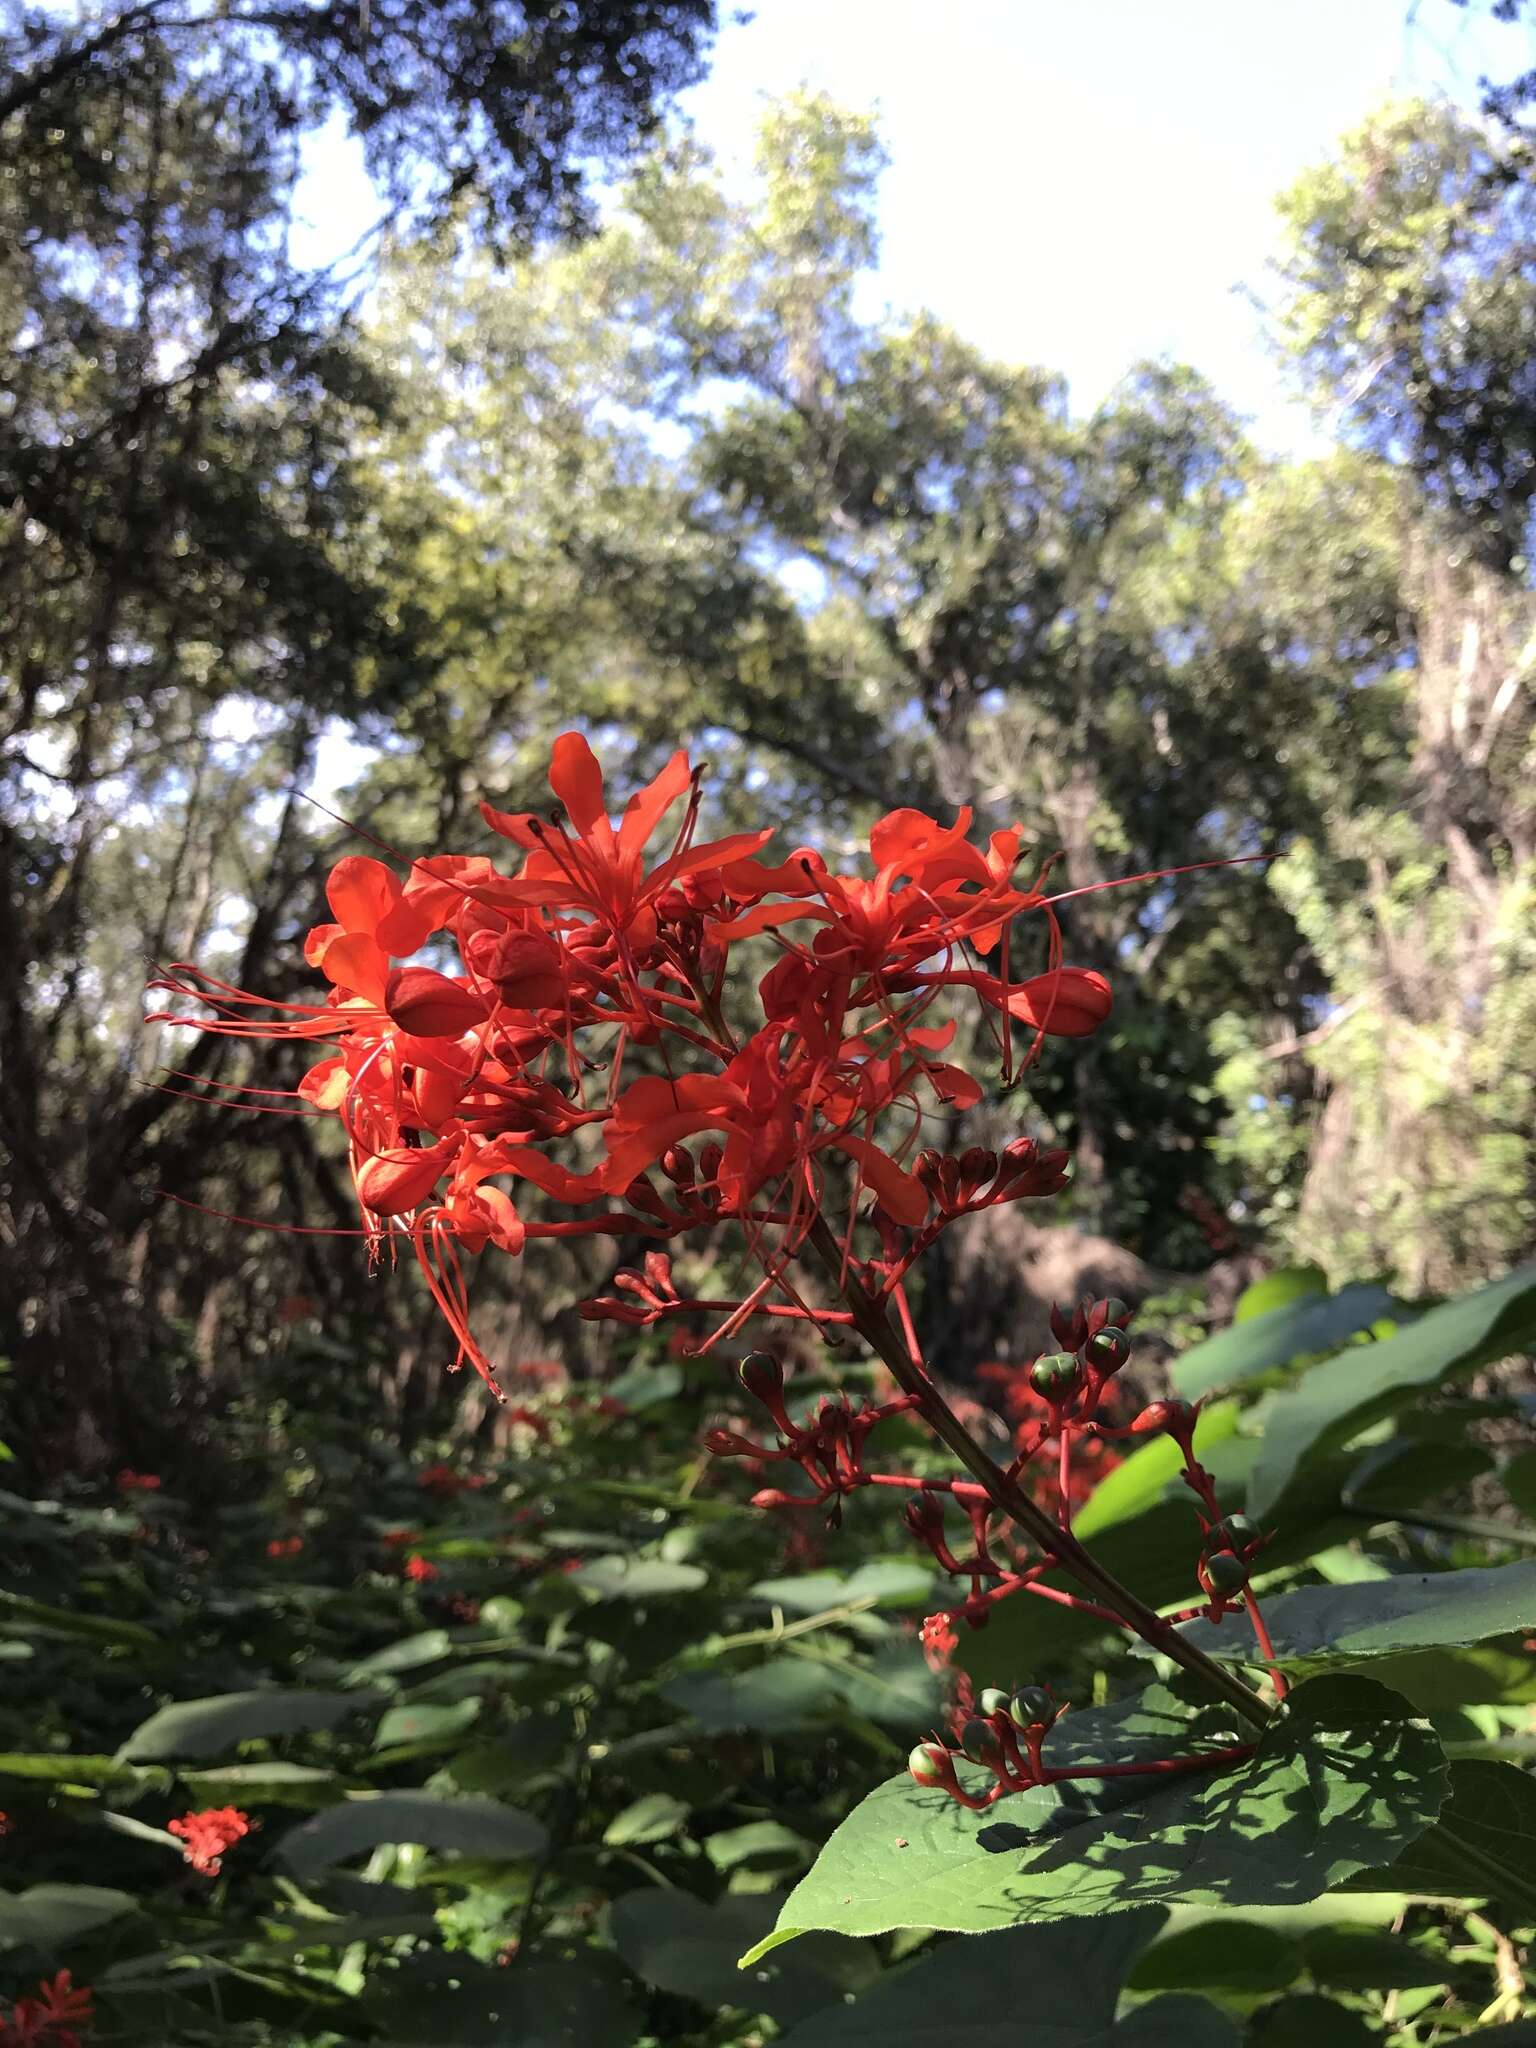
xmin=1093 ymin=1297 xmax=1132 ymax=1331
xmin=1029 ymin=1352 xmax=1082 ymax=1400
xmin=1203 ymin=1550 xmax=1249 ymax=1595
xmin=978 ymin=1687 xmax=1011 ymax=1718
xmin=908 ymin=1741 xmax=952 ymax=1787
xmin=1009 ymin=1686 xmax=1054 ymax=1729
xmin=1208 ymin=1513 xmax=1257 ymax=1552
xmin=1082 ymin=1326 xmax=1131 ymax=1372
xmin=960 ymin=1717 xmax=1002 ymax=1764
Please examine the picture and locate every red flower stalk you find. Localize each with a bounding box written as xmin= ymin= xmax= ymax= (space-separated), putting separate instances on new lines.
xmin=168 ymin=1806 xmax=254 ymax=1877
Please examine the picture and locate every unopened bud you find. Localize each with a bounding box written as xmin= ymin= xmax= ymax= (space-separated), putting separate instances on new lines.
xmin=1208 ymin=1513 xmax=1257 ymax=1552
xmin=1091 ymin=1297 xmax=1132 ymax=1333
xmin=1082 ymin=1326 xmax=1131 ymax=1372
xmin=914 ymin=1148 xmax=944 ymax=1191
xmin=1029 ymin=1352 xmax=1083 ymax=1400
xmin=977 ymin=1687 xmax=1011 ymax=1717
xmin=909 ymin=1741 xmax=953 ymax=1788
xmin=703 ymin=1428 xmax=763 ymax=1459
xmin=738 ymin=1352 xmax=785 ymax=1404
xmin=1203 ymin=1550 xmax=1249 ymax=1595
xmin=960 ymin=1718 xmax=1002 ymax=1765
xmin=1009 ymin=1686 xmax=1054 ymax=1729
xmin=958 ymin=1146 xmax=998 ymax=1186
xmin=662 ymin=1145 xmax=696 ymax=1187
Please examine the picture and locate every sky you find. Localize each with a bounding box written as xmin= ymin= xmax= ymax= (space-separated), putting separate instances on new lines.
xmin=292 ymin=0 xmax=1534 ymax=459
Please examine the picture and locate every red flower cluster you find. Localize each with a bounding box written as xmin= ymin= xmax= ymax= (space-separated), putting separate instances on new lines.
xmin=116 ymin=1470 xmax=160 ymax=1493
xmin=402 ymin=1553 xmax=440 ymax=1583
xmin=417 ymin=1461 xmax=487 ymax=1497
xmin=150 ymin=735 xmax=1107 ymax=1387
xmin=167 ymin=1806 xmax=253 ymax=1876
xmin=265 ymin=1536 xmax=304 ymax=1559
xmin=0 ymin=1971 xmax=93 ymax=2048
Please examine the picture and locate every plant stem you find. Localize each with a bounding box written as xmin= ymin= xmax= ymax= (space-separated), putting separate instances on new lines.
xmin=805 ymin=1216 xmax=1274 ymax=1732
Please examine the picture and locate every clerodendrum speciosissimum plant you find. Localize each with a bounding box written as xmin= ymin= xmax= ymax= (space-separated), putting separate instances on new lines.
xmin=150 ymin=733 xmax=1282 ymax=1802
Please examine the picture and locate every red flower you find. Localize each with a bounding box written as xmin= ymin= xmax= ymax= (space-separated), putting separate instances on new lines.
xmin=402 ymin=1553 xmax=440 ymax=1583
xmin=265 ymin=1536 xmax=304 ymax=1559
xmin=479 ymin=733 xmax=771 ymax=948
xmin=116 ymin=1469 xmax=160 ymax=1492
xmin=0 ymin=1810 xmax=10 ymax=1837
xmin=0 ymin=1969 xmax=94 ymax=2047
xmin=919 ymin=1612 xmax=959 ymax=1673
xmin=167 ymin=1807 xmax=253 ymax=1877
xmin=416 ymin=1461 xmax=487 ymax=1497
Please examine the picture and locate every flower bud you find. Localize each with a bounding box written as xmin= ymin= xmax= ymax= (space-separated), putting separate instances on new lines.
xmin=1091 ymin=1297 xmax=1132 ymax=1334
xmin=1009 ymin=1686 xmax=1054 ymax=1729
xmin=703 ymin=1428 xmax=764 ymax=1459
xmin=1207 ymin=1513 xmax=1257 ymax=1552
xmin=977 ymin=1687 xmax=1011 ymax=1718
xmin=1029 ymin=1352 xmax=1082 ymax=1401
xmin=909 ymin=1741 xmax=953 ymax=1788
xmin=738 ymin=1352 xmax=785 ymax=1404
xmin=1082 ymin=1326 xmax=1131 ymax=1372
xmin=958 ymin=1146 xmax=997 ymax=1186
xmin=1202 ymin=1550 xmax=1249 ymax=1595
xmin=960 ymin=1718 xmax=1002 ymax=1765
xmin=914 ymin=1148 xmax=944 ymax=1191
xmin=661 ymin=1145 xmax=696 ymax=1188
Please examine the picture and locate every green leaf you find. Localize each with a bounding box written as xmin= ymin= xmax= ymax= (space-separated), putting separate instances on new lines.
xmin=775 ymin=1908 xmax=1239 ymax=2048
xmin=1300 ymin=1928 xmax=1447 ymax=1991
xmin=743 ymin=1677 xmax=1445 ymax=1955
xmin=1179 ymin=1561 xmax=1536 ymax=1673
xmin=178 ymin=1762 xmax=345 ymax=1809
xmin=571 ymin=1556 xmax=708 ymax=1600
xmin=1248 ymin=1263 xmax=1536 ymax=1517
xmin=277 ymin=1790 xmax=547 ymax=1875
xmin=604 ymin=1361 xmax=684 ymax=1411
xmin=347 ymin=1629 xmax=453 ymax=1680
xmin=0 ymin=1752 xmax=158 ymax=1787
xmin=0 ymin=1884 xmax=137 ymax=1953
xmin=1502 ymin=1448 xmax=1536 ymax=1521
xmin=1354 ymin=1759 xmax=1536 ymax=1909
xmin=1172 ymin=1283 xmax=1405 ymax=1400
xmin=603 ymin=1792 xmax=690 ymax=1846
xmin=0 ymin=1588 xmax=159 ymax=1650
xmin=749 ymin=1559 xmax=935 ymax=1612
xmin=1247 ymin=1994 xmax=1378 ymax=2047
xmin=373 ymin=1698 xmax=481 ymax=1749
xmin=705 ymin=1821 xmax=813 ymax=1873
xmin=118 ymin=1688 xmax=385 ymax=1761
xmin=662 ymin=1660 xmax=840 ymax=1733
xmin=1129 ymin=1918 xmax=1299 ymax=1994
xmin=1074 ymin=1403 xmax=1242 ymax=1537
xmin=610 ymin=1886 xmax=878 ymax=2026
xmin=1238 ymin=1267 xmax=1329 ymax=1322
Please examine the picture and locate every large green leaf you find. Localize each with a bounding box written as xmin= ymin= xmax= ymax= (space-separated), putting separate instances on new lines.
xmin=1180 ymin=1562 xmax=1536 ymax=1674
xmin=776 ymin=1906 xmax=1237 ymax=2048
xmin=0 ymin=1884 xmax=137 ymax=1952
xmin=1247 ymin=1264 xmax=1536 ymax=1517
xmin=1353 ymin=1759 xmax=1536 ymax=1912
xmin=118 ymin=1688 xmax=384 ymax=1762
xmin=742 ymin=1677 xmax=1445 ymax=1955
xmin=1171 ymin=1283 xmax=1406 ymax=1400
xmin=278 ymin=1791 xmax=547 ymax=1876
xmin=610 ymin=1886 xmax=877 ymax=2026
